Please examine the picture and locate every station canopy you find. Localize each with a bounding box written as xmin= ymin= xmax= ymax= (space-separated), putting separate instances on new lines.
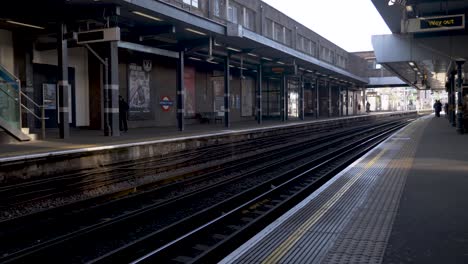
xmin=372 ymin=0 xmax=468 ymax=90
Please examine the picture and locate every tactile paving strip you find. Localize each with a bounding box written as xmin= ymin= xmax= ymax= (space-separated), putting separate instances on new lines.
xmin=220 ymin=118 xmax=427 ymax=264
xmin=322 ymin=119 xmax=425 ymax=264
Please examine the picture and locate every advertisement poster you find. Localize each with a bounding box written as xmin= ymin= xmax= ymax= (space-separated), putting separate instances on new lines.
xmin=184 ymin=66 xmax=196 ymax=116
xmin=128 ymin=62 xmax=152 ymax=120
xmin=212 ymin=77 xmax=224 ymax=112
xmin=241 ymin=79 xmax=254 ymax=116
xmin=42 ymin=83 xmax=57 ymax=110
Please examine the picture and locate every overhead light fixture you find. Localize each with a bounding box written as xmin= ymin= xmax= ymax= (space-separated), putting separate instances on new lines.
xmin=132 ymin=11 xmax=163 ymax=22
xmin=408 ymin=61 xmax=415 ymax=67
xmin=306 ymin=70 xmax=313 ymax=73
xmin=247 ymin=53 xmax=258 ymax=57
xmin=207 ymin=60 xmax=219 ymax=64
xmin=185 ymin=28 xmax=207 ymax=36
xmin=298 ymin=67 xmax=306 ymax=71
xmin=214 ymin=41 xmax=222 ymax=46
xmin=188 ymin=57 xmax=202 ymax=61
xmin=6 ymin=20 xmax=44 ymax=29
xmin=261 ymin=57 xmax=273 ymax=61
xmin=229 ymin=65 xmax=235 ymax=68
xmin=227 ymin=47 xmax=242 ymax=52
xmin=405 ymin=5 xmax=414 ymax=13
xmin=277 ymin=61 xmax=285 ymax=65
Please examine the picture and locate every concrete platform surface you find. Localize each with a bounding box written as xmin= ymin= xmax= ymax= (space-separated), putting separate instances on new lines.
xmin=220 ymin=114 xmax=468 ymax=264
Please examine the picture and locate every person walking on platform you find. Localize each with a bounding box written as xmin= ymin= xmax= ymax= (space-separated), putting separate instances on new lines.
xmin=119 ymin=96 xmax=129 ymax=132
xmin=433 ymin=100 xmax=442 ymax=117
xmin=366 ymin=102 xmax=371 ymax=113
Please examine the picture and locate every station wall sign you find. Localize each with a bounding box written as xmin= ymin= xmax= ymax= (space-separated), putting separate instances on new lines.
xmin=404 ymin=14 xmax=465 ymax=33
xmin=160 ymin=96 xmax=174 ymax=112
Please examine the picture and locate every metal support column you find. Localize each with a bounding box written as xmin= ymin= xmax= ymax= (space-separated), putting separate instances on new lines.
xmin=346 ymin=86 xmax=349 ymax=116
xmin=315 ymin=78 xmax=320 ymax=119
xmin=25 ymin=49 xmax=35 ymax=131
xmin=449 ymin=72 xmax=456 ymax=127
xmin=456 ymin=61 xmax=464 ymax=134
xmin=57 ymin=23 xmax=70 ymax=139
xmin=339 ymin=86 xmax=343 ymax=116
xmin=177 ymin=51 xmax=185 ymax=131
xmin=299 ymin=75 xmax=304 ymax=121
xmin=224 ymin=55 xmax=230 ymax=128
xmin=362 ymin=88 xmax=366 ymax=115
xmin=281 ymin=74 xmax=286 ymax=122
xmin=256 ymin=64 xmax=263 ymax=124
xmin=104 ymin=41 xmax=120 ymax=137
xmin=328 ymin=81 xmax=332 ymax=117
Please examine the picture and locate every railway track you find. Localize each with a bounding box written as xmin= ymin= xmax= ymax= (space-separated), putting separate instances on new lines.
xmin=0 ymin=120 xmax=361 ymax=208
xmin=0 ymin=117 xmax=412 ymax=263
xmin=98 ymin=120 xmax=410 ymax=264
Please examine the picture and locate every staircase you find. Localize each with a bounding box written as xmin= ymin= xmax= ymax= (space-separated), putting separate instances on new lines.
xmin=0 ymin=64 xmax=34 ymax=142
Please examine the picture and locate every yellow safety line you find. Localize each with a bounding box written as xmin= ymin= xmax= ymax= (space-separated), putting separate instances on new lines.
xmin=261 ymin=149 xmax=387 ymax=264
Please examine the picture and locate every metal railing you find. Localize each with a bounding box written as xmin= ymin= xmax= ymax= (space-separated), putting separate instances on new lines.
xmin=19 ymin=91 xmax=48 ymax=139
xmin=0 ymin=65 xmax=48 ymax=140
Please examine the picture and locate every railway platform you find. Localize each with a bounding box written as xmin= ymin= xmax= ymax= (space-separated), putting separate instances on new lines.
xmin=221 ymin=114 xmax=468 ymax=264
xmin=0 ymin=112 xmax=414 ymax=185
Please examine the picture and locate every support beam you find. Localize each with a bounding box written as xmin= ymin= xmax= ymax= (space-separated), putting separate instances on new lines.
xmin=224 ymin=55 xmax=230 ymax=128
xmin=339 ymin=86 xmax=343 ymax=117
xmin=257 ymin=64 xmax=263 ymax=124
xmin=105 ymin=41 xmax=120 ymax=137
xmin=281 ymin=74 xmax=286 ymax=122
xmin=57 ymin=23 xmax=70 ymax=139
xmin=300 ymin=75 xmax=304 ymax=121
xmin=315 ymin=78 xmax=320 ymax=119
xmin=449 ymin=72 xmax=456 ymax=127
xmin=346 ymin=86 xmax=349 ymax=116
xmin=456 ymin=61 xmax=464 ymax=134
xmin=328 ymin=81 xmax=332 ymax=117
xmin=177 ymin=50 xmax=185 ymax=131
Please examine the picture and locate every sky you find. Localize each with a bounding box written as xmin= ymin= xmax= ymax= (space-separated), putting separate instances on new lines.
xmin=262 ymin=0 xmax=391 ymax=52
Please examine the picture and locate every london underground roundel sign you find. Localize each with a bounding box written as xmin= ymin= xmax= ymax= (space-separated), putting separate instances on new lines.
xmin=159 ymin=96 xmax=174 ymax=112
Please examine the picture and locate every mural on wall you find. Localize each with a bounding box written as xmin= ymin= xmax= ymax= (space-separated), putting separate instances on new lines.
xmin=184 ymin=66 xmax=196 ymax=116
xmin=128 ymin=61 xmax=153 ymax=120
xmin=241 ymin=79 xmax=254 ymax=117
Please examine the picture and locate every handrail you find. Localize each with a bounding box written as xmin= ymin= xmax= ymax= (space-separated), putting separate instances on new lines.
xmin=0 ymin=64 xmax=20 ymax=83
xmin=20 ymin=91 xmax=44 ymax=109
xmin=19 ymin=91 xmax=48 ymax=140
xmin=21 ymin=104 xmax=47 ymax=120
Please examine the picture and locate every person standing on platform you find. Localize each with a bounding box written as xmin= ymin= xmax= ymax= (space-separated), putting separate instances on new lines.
xmin=433 ymin=100 xmax=442 ymax=117
xmin=119 ymin=96 xmax=129 ymax=132
xmin=366 ymin=102 xmax=371 ymax=113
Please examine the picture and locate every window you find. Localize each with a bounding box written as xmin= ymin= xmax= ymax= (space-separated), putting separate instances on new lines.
xmin=183 ymin=0 xmax=198 ymax=8
xmin=310 ymin=41 xmax=316 ymax=57
xmin=367 ymin=59 xmax=376 ymax=69
xmin=243 ymin=8 xmax=255 ymax=30
xmin=320 ymin=46 xmax=333 ymax=63
xmin=273 ymin=22 xmax=284 ymax=43
xmin=265 ymin=18 xmax=273 ymax=38
xmin=214 ymin=0 xmax=221 ymax=17
xmin=376 ymin=63 xmax=382 ymax=69
xmin=284 ymin=28 xmax=291 ymax=46
xmin=227 ymin=3 xmax=239 ymax=23
xmin=336 ymin=54 xmax=347 ymax=68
